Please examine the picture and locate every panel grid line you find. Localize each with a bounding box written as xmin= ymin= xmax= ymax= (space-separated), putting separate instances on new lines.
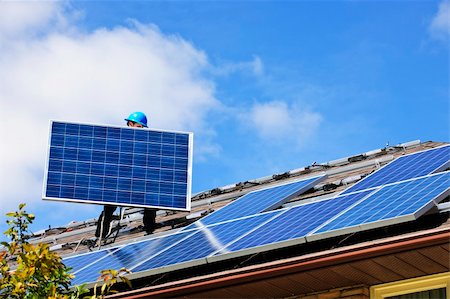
xmin=306 ymin=189 xmax=378 ymax=236
xmin=183 ymin=175 xmax=327 ymax=228
xmin=128 ymin=230 xmax=199 ymax=271
xmin=208 ymin=208 xmax=288 ymax=256
xmin=222 ymin=189 xmax=375 ymax=253
xmin=341 ymin=145 xmax=450 ymax=194
xmin=64 ymin=245 xmax=124 ymax=275
xmin=315 ymin=171 xmax=449 ymax=234
xmin=43 ymin=121 xmax=193 ymax=211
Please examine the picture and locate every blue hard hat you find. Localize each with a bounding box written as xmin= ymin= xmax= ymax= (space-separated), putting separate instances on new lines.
xmin=125 ymin=112 xmax=148 ymax=127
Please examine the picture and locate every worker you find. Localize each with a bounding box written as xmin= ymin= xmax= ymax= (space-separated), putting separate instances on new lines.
xmin=95 ymin=112 xmax=157 ymax=238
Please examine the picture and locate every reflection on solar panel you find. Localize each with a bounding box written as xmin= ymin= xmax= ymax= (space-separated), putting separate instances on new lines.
xmin=222 ymin=189 xmax=374 ymax=254
xmin=131 ymin=211 xmax=280 ymax=274
xmin=184 ymin=175 xmax=326 ymax=230
xmin=342 ymin=145 xmax=450 ymax=194
xmin=309 ymin=171 xmax=449 ymax=240
xmin=67 ymin=212 xmax=280 ymax=284
xmin=64 ymin=247 xmax=122 ymax=276
xmin=70 ymin=231 xmax=193 ymax=285
xmin=43 ymin=121 xmax=193 ymax=211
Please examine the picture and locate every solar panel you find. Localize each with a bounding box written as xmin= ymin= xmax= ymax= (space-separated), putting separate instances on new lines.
xmin=43 ymin=121 xmax=193 ymax=211
xmin=69 ymin=230 xmax=194 ymax=285
xmin=64 ymin=247 xmax=122 ymax=277
xmin=219 ymin=189 xmax=374 ymax=255
xmin=130 ymin=211 xmax=280 ymax=274
xmin=184 ymin=175 xmax=327 ymax=229
xmin=68 ymin=211 xmax=281 ymax=284
xmin=342 ymin=145 xmax=450 ymax=194
xmin=308 ymin=171 xmax=450 ymax=241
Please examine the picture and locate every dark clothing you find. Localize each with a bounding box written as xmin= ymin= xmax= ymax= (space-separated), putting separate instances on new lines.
xmin=142 ymin=209 xmax=157 ymax=232
xmin=95 ymin=206 xmax=116 ymax=238
xmin=95 ymin=206 xmax=157 ymax=238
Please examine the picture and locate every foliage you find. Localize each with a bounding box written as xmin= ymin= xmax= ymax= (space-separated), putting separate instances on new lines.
xmin=0 ymin=204 xmax=131 ymax=299
xmin=92 ymin=268 xmax=131 ymax=298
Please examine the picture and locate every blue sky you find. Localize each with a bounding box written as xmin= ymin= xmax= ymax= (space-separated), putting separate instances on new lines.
xmin=0 ymin=1 xmax=448 ymax=238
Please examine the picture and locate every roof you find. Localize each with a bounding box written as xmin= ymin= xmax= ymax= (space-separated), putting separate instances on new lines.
xmin=24 ymin=139 xmax=450 ymax=296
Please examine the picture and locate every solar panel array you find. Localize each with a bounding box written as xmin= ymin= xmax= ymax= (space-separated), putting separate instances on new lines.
xmin=184 ymin=175 xmax=326 ymax=230
xmin=342 ymin=145 xmax=450 ymax=194
xmin=63 ymin=145 xmax=450 ymax=286
xmin=66 ymin=171 xmax=449 ymax=285
xmin=312 ymin=172 xmax=449 ymax=239
xmin=224 ymin=171 xmax=449 ymax=253
xmin=43 ymin=121 xmax=193 ymax=211
xmin=68 ymin=211 xmax=281 ymax=285
xmin=223 ymin=189 xmax=375 ymax=253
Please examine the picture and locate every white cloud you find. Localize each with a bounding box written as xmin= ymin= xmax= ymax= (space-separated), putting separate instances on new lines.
xmin=429 ymin=0 xmax=450 ymax=40
xmin=251 ymin=56 xmax=264 ymax=76
xmin=0 ymin=1 xmax=70 ymax=39
xmin=212 ymin=55 xmax=264 ymax=77
xmin=0 ymin=2 xmax=220 ymax=217
xmin=244 ymin=101 xmax=322 ymax=145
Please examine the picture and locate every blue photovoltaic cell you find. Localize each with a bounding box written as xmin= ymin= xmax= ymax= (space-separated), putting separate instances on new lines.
xmin=184 ymin=175 xmax=325 ymax=230
xmin=342 ymin=145 xmax=450 ymax=194
xmin=131 ymin=211 xmax=280 ymax=273
xmin=70 ymin=231 xmax=193 ymax=285
xmin=315 ymin=171 xmax=450 ymax=234
xmin=224 ymin=189 xmax=373 ymax=252
xmin=63 ymin=247 xmax=121 ymax=276
xmin=44 ymin=121 xmax=193 ymax=210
